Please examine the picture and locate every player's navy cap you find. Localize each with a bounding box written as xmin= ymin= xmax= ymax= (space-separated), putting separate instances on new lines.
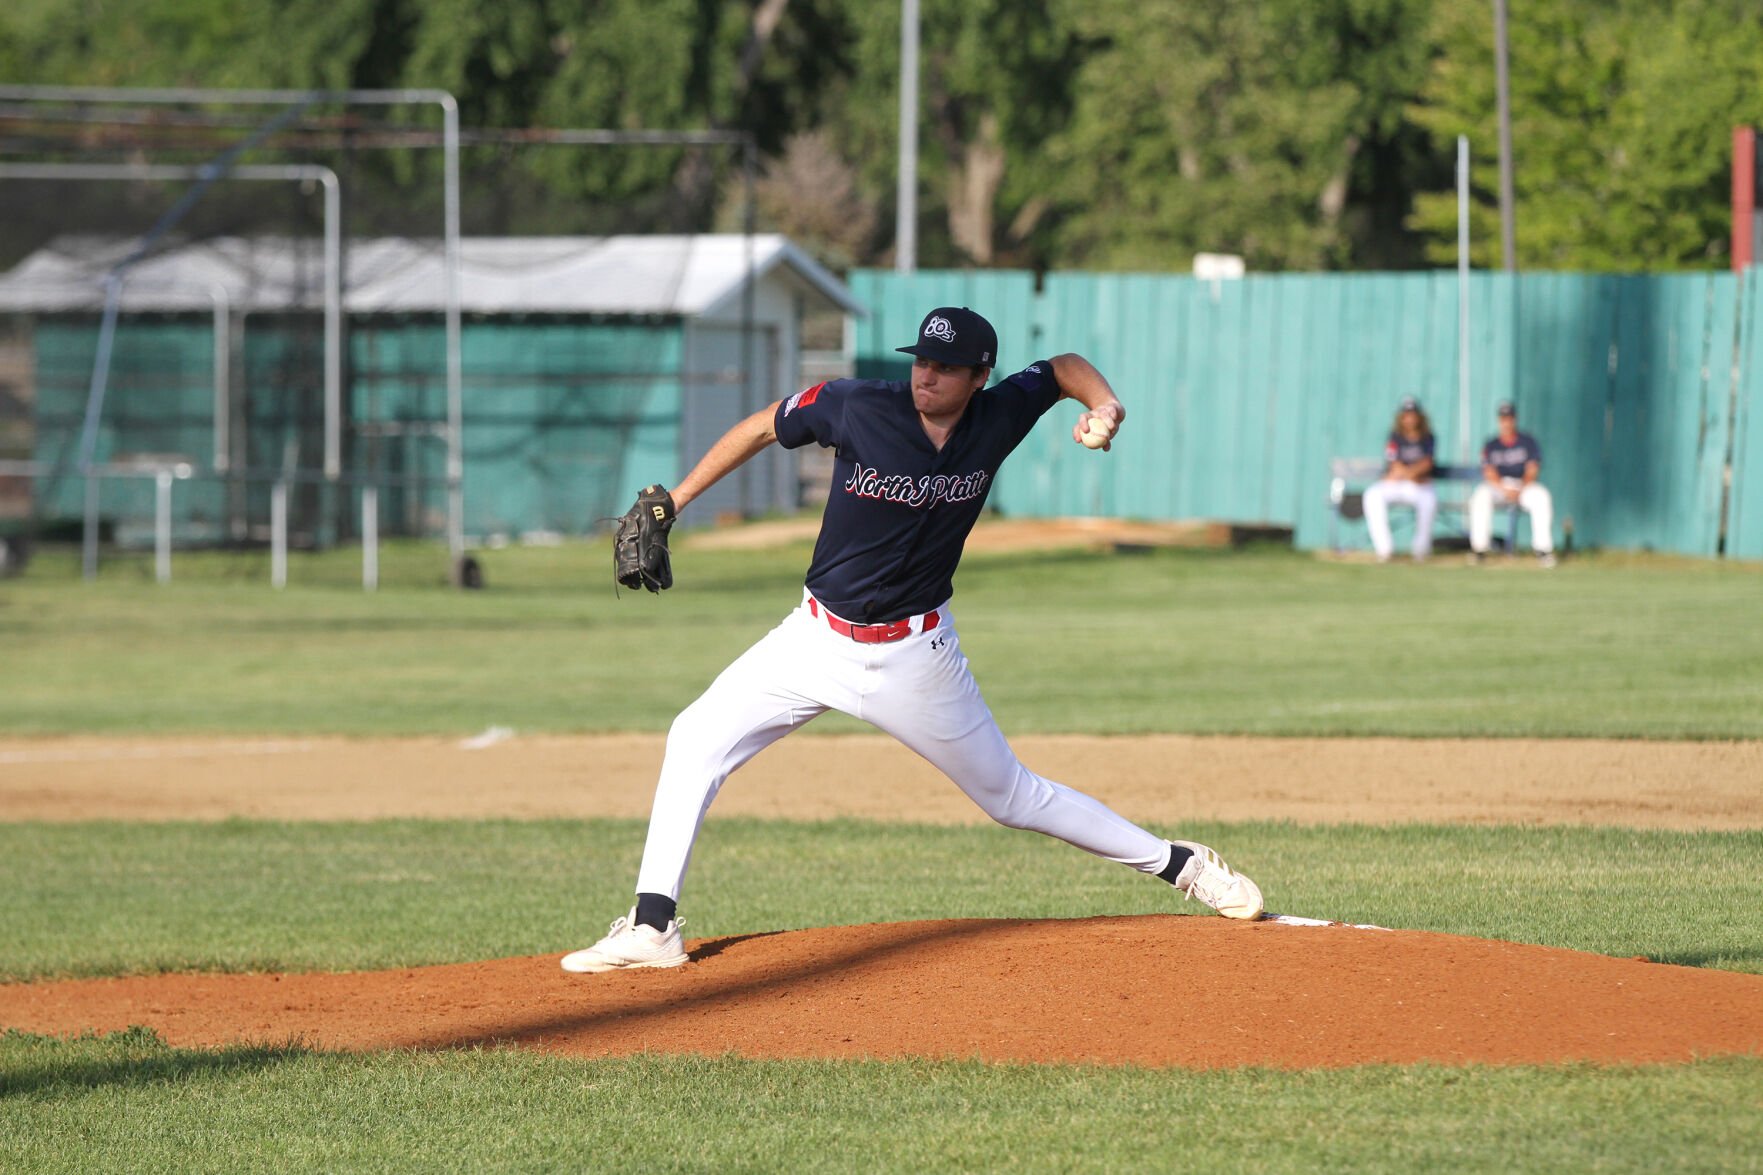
xmin=897 ymin=306 xmax=997 ymax=369
xmin=1398 ymin=396 xmax=1421 ymax=412
xmin=1496 ymin=399 xmax=1517 ymax=416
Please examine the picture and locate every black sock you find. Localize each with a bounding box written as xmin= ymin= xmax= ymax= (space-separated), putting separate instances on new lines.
xmin=634 ymin=892 xmax=677 ymax=932
xmin=1158 ymin=844 xmax=1194 ymax=885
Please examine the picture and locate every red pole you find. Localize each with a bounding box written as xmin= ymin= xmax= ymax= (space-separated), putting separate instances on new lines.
xmin=1735 ymin=126 xmax=1757 ymax=272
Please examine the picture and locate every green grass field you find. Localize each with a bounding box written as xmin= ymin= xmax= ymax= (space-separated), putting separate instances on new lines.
xmin=4 ymin=820 xmax=1762 ymax=981
xmin=5 ymin=1032 xmax=1757 ymax=1175
xmin=4 ymin=539 xmax=1761 ymax=1172
xmin=3 ymin=539 xmax=1760 ymax=737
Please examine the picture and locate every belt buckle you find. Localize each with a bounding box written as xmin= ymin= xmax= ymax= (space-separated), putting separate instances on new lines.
xmin=849 ymin=617 xmax=910 ymax=643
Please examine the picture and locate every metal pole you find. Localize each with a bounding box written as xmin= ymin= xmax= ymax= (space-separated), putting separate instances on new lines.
xmin=739 ymin=134 xmax=757 ymax=518
xmin=1457 ymin=136 xmax=1473 ymax=467
xmin=81 ymin=477 xmax=100 ymax=580
xmin=362 ymin=484 xmax=379 ymax=592
xmin=210 ymin=286 xmax=230 ymax=471
xmin=79 ymin=275 xmax=124 ymax=581
xmin=320 ymin=169 xmax=342 ymax=480
xmin=895 ymin=0 xmax=919 ymax=273
xmin=0 ymin=84 xmax=453 ymax=106
xmin=1492 ymin=0 xmax=1517 ymax=271
xmin=1732 ymin=127 xmax=1756 ymax=273
xmin=441 ymin=96 xmax=466 ymax=573
xmin=154 ymin=469 xmax=173 ymax=584
xmin=271 ymin=480 xmax=288 ymax=589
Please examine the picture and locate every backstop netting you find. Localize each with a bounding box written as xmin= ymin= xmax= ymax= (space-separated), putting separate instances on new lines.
xmin=0 ymin=93 xmax=774 ymax=578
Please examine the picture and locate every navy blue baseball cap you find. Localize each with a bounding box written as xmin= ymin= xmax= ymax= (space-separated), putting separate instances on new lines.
xmin=1497 ymin=399 xmax=1517 ymax=417
xmin=1398 ymin=396 xmax=1421 ymax=412
xmin=897 ymin=306 xmax=997 ymax=369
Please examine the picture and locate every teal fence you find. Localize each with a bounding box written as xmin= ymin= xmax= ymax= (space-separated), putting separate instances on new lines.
xmin=29 ymin=315 xmax=682 ymax=543
xmin=1733 ymin=268 xmax=1763 ymax=559
xmin=349 ymin=318 xmax=681 ymax=539
xmin=33 ymin=318 xmax=232 ymax=543
xmin=851 ymin=269 xmax=1763 ymax=559
xmin=25 ymin=270 xmax=1763 ymax=560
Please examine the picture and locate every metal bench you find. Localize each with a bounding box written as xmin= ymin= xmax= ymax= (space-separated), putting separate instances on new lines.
xmin=1327 ymin=457 xmax=1519 ymax=554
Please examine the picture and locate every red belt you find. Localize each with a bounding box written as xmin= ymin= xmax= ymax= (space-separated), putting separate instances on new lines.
xmin=808 ymin=596 xmax=939 ymax=643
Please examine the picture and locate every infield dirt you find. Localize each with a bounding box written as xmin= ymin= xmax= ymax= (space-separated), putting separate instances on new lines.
xmin=5 ymin=916 xmax=1763 ymax=1068
xmin=2 ymin=732 xmax=1759 ymax=828
xmin=4 ymin=732 xmax=1760 ymax=1068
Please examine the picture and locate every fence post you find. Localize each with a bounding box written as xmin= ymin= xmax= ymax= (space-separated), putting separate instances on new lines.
xmin=82 ymin=475 xmax=101 ymax=581
xmin=154 ymin=469 xmax=173 ymax=584
xmin=271 ymin=480 xmax=288 ymax=590
xmin=362 ymin=485 xmax=379 ymax=592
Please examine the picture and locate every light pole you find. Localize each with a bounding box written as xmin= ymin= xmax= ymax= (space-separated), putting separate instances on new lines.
xmin=1493 ymin=0 xmax=1516 ymax=271
xmin=895 ymin=0 xmax=920 ymax=273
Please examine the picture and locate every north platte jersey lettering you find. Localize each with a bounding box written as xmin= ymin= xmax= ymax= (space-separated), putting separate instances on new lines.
xmin=774 ymin=363 xmax=1062 ymax=622
xmin=842 ymin=464 xmax=991 ymax=508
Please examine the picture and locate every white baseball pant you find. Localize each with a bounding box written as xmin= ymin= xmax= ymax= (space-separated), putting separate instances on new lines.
xmin=1362 ymin=479 xmax=1438 ymax=559
xmin=1470 ymin=480 xmax=1554 ymax=554
xmin=633 ymin=593 xmax=1173 ymax=902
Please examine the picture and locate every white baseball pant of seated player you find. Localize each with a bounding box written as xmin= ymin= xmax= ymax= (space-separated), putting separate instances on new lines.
xmin=1469 ymin=480 xmax=1554 ymax=555
xmin=1362 ymin=478 xmax=1438 ymax=560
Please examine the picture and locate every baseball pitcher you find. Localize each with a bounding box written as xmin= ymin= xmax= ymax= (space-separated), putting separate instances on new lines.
xmin=567 ymin=306 xmax=1264 ymax=973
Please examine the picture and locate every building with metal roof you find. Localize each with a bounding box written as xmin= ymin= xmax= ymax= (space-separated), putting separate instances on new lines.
xmin=0 ymin=234 xmax=861 ymax=548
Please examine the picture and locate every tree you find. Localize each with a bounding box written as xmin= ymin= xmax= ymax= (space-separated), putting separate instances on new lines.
xmin=0 ymin=0 xmax=385 ymax=90
xmin=815 ymin=1 xmax=1083 ymax=267
xmin=1409 ymin=0 xmax=1763 ymax=270
xmin=716 ymin=130 xmax=876 ymax=272
xmin=9 ymin=0 xmax=1762 ymax=271
xmin=1041 ymin=0 xmax=1435 ymax=272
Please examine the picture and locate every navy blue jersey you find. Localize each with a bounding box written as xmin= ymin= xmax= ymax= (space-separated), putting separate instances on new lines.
xmin=1384 ymin=431 xmax=1435 ymax=475
xmin=1482 ymin=431 xmax=1542 ymax=479
xmin=774 ymin=363 xmax=1063 ymax=622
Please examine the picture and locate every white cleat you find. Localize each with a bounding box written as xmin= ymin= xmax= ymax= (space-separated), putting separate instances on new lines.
xmin=1170 ymin=841 xmax=1265 ymax=921
xmin=561 ymin=908 xmax=689 ymax=973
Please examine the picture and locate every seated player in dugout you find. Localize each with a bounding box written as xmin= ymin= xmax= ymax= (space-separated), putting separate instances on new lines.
xmin=565 ymin=306 xmax=1265 ymax=973
xmin=1469 ymin=400 xmax=1556 ymax=568
xmin=1361 ymin=396 xmax=1438 ymax=563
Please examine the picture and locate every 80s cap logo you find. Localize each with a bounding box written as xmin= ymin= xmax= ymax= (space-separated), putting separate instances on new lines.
xmin=923 ymin=315 xmax=958 ymax=343
xmin=897 ymin=306 xmax=997 ymax=369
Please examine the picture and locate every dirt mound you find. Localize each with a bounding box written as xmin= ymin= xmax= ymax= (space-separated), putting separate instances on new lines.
xmin=6 ymin=916 xmax=1761 ymax=1068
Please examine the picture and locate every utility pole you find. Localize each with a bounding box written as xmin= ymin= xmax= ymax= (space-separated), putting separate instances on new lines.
xmin=1493 ymin=0 xmax=1517 ymax=271
xmin=895 ymin=0 xmax=919 ymax=273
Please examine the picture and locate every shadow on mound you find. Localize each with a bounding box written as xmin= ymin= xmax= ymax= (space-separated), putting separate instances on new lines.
xmin=4 ymin=916 xmax=1762 ymax=1069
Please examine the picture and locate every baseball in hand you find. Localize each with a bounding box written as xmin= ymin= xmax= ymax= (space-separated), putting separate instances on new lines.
xmin=1080 ymin=413 xmax=1115 ymax=449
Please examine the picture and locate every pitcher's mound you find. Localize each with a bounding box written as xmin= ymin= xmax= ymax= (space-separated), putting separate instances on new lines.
xmin=5 ymin=916 xmax=1762 ymax=1068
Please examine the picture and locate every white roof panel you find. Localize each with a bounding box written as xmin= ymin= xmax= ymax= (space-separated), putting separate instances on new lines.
xmin=0 ymin=234 xmax=863 ymax=317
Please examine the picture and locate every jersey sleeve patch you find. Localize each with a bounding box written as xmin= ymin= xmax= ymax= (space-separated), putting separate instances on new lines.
xmin=784 ymin=382 xmax=825 ymax=416
xmin=776 ymin=379 xmax=854 ymax=451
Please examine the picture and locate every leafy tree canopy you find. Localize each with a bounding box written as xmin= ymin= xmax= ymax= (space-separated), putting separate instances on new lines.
xmin=1 ymin=0 xmax=1757 ymax=272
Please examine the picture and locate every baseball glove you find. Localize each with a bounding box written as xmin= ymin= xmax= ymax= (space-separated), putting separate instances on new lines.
xmin=613 ymin=484 xmax=677 ymax=592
